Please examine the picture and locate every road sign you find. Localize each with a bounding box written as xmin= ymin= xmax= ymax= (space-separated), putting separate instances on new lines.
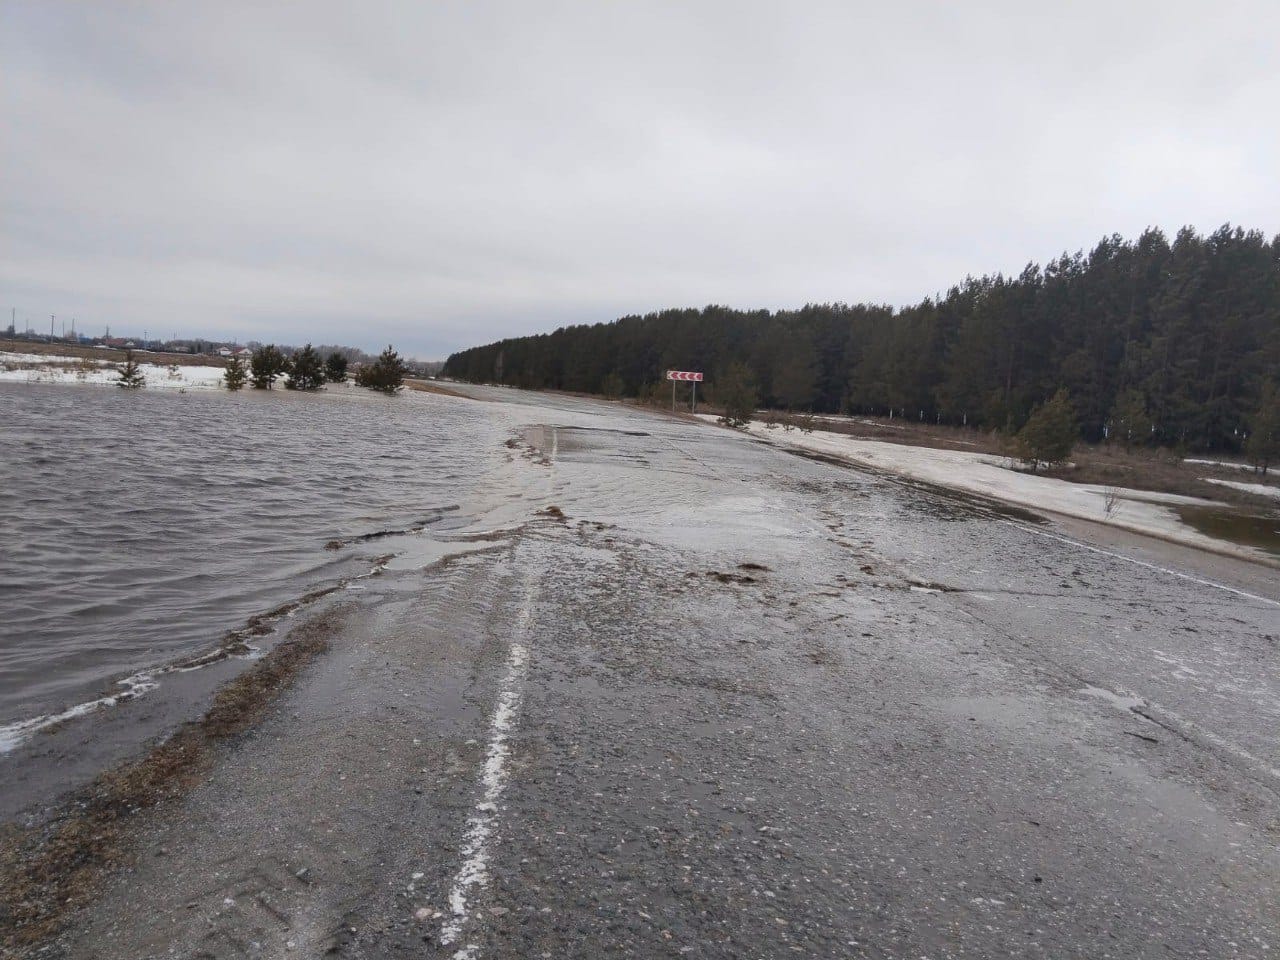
xmin=666 ymin=370 xmax=703 ymax=413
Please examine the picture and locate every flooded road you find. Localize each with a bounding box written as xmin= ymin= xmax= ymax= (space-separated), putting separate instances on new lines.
xmin=4 ymin=384 xmax=1279 ymax=958
xmin=0 ymin=383 xmax=503 ymax=734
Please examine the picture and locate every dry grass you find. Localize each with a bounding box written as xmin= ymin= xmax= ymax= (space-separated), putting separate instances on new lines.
xmin=1 ymin=357 xmax=115 ymax=375
xmin=1044 ymin=446 xmax=1277 ymax=507
xmin=403 ymin=379 xmax=478 ymax=400
xmin=1 ymin=338 xmax=222 ymax=368
xmin=0 ymin=617 xmax=338 ymax=951
xmin=762 ymin=409 xmax=1008 ymax=455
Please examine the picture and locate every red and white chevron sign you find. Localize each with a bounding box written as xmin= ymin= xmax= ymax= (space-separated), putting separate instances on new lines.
xmin=666 ymin=370 xmax=704 ymax=382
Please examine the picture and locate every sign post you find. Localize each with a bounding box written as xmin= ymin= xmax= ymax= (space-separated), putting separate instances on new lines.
xmin=665 ymin=370 xmax=704 ymax=414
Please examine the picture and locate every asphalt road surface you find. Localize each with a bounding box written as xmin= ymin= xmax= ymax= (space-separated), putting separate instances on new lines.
xmin=54 ymin=388 xmax=1280 ymax=959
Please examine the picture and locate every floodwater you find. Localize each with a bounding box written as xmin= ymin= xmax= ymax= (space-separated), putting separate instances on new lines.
xmin=1176 ymin=503 xmax=1280 ymax=559
xmin=11 ymin=386 xmax=1279 ymax=957
xmin=0 ymin=383 xmax=503 ymax=727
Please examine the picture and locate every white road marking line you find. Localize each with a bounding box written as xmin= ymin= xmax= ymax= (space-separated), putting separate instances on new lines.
xmin=1081 ymin=683 xmax=1280 ymax=785
xmin=1001 ymin=520 xmax=1280 ymax=609
xmin=438 ymin=577 xmax=536 ymax=958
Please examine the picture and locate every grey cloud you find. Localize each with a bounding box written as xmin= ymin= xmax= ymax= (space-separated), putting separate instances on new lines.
xmin=3 ymin=0 xmax=1277 ymax=357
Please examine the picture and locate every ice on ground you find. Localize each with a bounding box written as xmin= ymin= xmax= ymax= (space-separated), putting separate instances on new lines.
xmin=1 ymin=351 xmax=227 ymax=390
xmin=1201 ymin=477 xmax=1280 ymax=500
xmin=716 ymin=416 xmax=1274 ymax=561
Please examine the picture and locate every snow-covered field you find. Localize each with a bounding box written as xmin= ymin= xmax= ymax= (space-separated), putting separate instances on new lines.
xmin=0 ymin=351 xmax=226 ymax=390
xmin=716 ymin=416 xmax=1274 ymax=560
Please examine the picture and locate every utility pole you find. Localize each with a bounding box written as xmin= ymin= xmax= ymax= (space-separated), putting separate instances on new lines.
xmin=51 ymin=315 xmax=55 ymax=339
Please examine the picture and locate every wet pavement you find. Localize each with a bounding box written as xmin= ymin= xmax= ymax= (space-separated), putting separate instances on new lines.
xmin=36 ymin=386 xmax=1280 ymax=959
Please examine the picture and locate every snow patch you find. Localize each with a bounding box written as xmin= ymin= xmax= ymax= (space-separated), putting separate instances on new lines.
xmin=0 ymin=351 xmax=227 ymax=390
xmin=719 ymin=417 xmax=1273 ymax=561
xmin=1185 ymin=458 xmax=1252 ymax=471
xmin=1201 ymin=477 xmax=1280 ymax=500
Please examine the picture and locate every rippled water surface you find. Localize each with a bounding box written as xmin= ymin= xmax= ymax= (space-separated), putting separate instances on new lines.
xmin=0 ymin=383 xmax=501 ymax=723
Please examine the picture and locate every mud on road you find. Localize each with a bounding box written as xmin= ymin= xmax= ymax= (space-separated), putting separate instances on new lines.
xmin=7 ymin=388 xmax=1280 ymax=959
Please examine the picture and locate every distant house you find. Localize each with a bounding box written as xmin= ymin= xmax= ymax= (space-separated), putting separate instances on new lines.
xmin=218 ymin=347 xmax=233 ymax=357
xmin=234 ymin=347 xmax=252 ymax=358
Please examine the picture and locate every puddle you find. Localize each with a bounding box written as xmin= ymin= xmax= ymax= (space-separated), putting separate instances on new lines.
xmin=556 ymin=426 xmax=651 ymax=437
xmin=1175 ymin=504 xmax=1280 ymax=558
xmin=524 ymin=423 xmax=653 ymax=456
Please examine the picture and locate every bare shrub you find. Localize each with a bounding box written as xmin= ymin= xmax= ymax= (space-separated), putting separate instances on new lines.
xmin=1102 ymin=486 xmax=1121 ymax=518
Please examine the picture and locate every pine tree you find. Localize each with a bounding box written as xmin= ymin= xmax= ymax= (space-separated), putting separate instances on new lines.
xmin=438 ymin=224 xmax=1278 ymax=454
xmin=116 ymin=350 xmax=145 ymax=388
xmin=1109 ymin=389 xmax=1152 ymax=452
xmin=1017 ymin=389 xmax=1077 ymax=471
xmin=771 ymin=333 xmax=817 ymax=411
xmin=250 ymin=345 xmax=288 ymax=389
xmin=325 ymin=351 xmax=348 ymax=383
xmin=1245 ymin=383 xmax=1279 ymax=475
xmin=356 ymin=345 xmax=408 ymax=394
xmin=223 ymin=355 xmax=247 ymax=390
xmin=600 ymin=372 xmax=625 ymax=399
xmin=716 ymin=362 xmax=758 ymax=428
xmin=287 ymin=344 xmax=324 ymax=391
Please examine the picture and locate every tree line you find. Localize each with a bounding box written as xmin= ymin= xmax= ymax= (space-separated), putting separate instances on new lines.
xmin=115 ymin=344 xmax=409 ymax=394
xmin=444 ymin=224 xmax=1280 ymax=455
xmin=225 ymin=344 xmax=408 ymax=393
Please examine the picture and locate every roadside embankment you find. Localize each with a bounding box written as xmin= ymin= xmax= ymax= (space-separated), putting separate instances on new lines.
xmin=719 ymin=416 xmax=1279 ymax=565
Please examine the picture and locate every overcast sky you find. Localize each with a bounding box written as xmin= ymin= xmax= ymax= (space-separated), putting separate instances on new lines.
xmin=3 ymin=1 xmax=1277 ymax=358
